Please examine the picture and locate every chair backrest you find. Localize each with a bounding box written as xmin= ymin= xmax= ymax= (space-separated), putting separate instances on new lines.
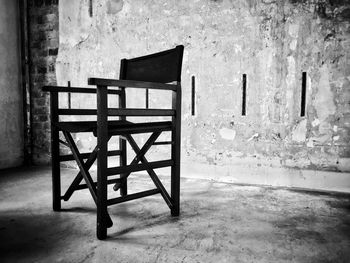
xmin=120 ymin=45 xmax=184 ymax=83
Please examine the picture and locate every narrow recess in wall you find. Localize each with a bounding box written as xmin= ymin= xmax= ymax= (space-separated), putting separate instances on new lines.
xmin=67 ymin=81 xmax=71 ymax=109
xmin=89 ymin=0 xmax=93 ymax=17
xmin=145 ymin=88 xmax=149 ymax=109
xmin=300 ymin=72 xmax=307 ymax=117
xmin=191 ymin=75 xmax=195 ymax=116
xmin=242 ymin=74 xmax=246 ymax=116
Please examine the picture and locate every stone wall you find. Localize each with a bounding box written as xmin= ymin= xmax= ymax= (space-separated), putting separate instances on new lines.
xmin=29 ymin=0 xmax=59 ymax=164
xmin=30 ymin=0 xmax=350 ymax=175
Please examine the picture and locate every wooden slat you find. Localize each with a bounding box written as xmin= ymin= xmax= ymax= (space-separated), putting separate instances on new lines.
xmin=107 ymin=159 xmax=173 ymax=176
xmin=153 ymin=141 xmax=173 ymax=145
xmin=58 ymin=109 xmax=97 ymax=115
xmin=107 ymin=123 xmax=172 ymax=136
xmin=58 ymin=108 xmax=174 ymax=116
xmin=108 ymin=108 xmax=175 ymax=116
xmin=107 ymin=189 xmax=160 ymax=206
xmin=60 ymin=150 xmax=121 ymax=162
xmin=74 ymin=178 xmax=122 ymax=191
xmin=43 ymin=86 xmax=121 ymax=95
xmin=88 ymin=78 xmax=178 ymax=91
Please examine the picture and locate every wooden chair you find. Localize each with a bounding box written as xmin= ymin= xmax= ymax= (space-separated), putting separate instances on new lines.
xmin=43 ymin=45 xmax=184 ymax=239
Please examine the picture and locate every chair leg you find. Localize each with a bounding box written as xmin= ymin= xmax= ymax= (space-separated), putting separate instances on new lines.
xmin=171 ymin=94 xmax=181 ymax=216
xmin=120 ymin=137 xmax=127 ymax=196
xmin=171 ymin=156 xmax=180 ymax=216
xmin=51 ymin=126 xmax=61 ymax=211
xmin=97 ymin=164 xmax=108 ymax=240
xmin=97 ymin=85 xmax=108 ymax=240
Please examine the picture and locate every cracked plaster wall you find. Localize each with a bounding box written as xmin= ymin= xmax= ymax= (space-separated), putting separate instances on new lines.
xmin=56 ymin=0 xmax=350 ymax=172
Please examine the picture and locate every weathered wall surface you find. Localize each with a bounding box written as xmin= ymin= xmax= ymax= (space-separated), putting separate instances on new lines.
xmin=0 ymin=0 xmax=23 ymax=169
xmin=54 ymin=0 xmax=350 ymax=173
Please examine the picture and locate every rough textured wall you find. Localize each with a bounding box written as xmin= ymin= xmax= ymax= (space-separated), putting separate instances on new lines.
xmin=53 ymin=0 xmax=350 ymax=172
xmin=0 ymin=0 xmax=23 ymax=169
xmin=29 ymin=0 xmax=59 ymax=164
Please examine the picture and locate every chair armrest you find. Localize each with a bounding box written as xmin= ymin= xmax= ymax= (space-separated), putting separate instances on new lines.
xmin=42 ymin=86 xmax=121 ymax=95
xmin=88 ymin=78 xmax=178 ymax=91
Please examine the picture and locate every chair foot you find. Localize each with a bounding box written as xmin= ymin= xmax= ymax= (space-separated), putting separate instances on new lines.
xmin=97 ymin=224 xmax=107 ymax=240
xmin=53 ymin=202 xmax=61 ymax=211
xmin=171 ymin=208 xmax=179 ymax=217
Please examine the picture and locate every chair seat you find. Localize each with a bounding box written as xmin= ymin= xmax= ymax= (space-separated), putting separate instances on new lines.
xmin=55 ymin=120 xmax=172 ymax=135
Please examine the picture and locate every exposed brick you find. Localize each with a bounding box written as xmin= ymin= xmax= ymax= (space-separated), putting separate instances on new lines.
xmin=33 ymin=97 xmax=48 ymax=107
xmin=48 ymin=48 xmax=58 ymax=56
xmin=31 ymin=74 xmax=46 ymax=83
xmin=47 ymin=38 xmax=59 ymax=48
xmin=48 ymin=63 xmax=55 ymax=72
xmin=31 ymin=48 xmax=48 ymax=57
xmin=32 ymin=0 xmax=45 ymax=7
xmin=30 ymin=41 xmax=41 ymax=49
xmin=45 ymin=0 xmax=58 ymax=6
xmin=37 ymin=66 xmax=47 ymax=74
xmin=42 ymin=23 xmax=55 ymax=31
xmin=36 ymin=15 xmax=44 ymax=24
xmin=32 ymin=106 xmax=48 ymax=115
xmin=43 ymin=14 xmax=57 ymax=24
xmin=38 ymin=115 xmax=49 ymax=122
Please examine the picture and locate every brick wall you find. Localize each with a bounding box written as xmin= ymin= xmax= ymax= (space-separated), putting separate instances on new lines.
xmin=29 ymin=0 xmax=59 ymax=164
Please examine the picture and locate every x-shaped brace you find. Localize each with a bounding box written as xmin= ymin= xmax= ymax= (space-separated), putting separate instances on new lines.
xmin=62 ymin=131 xmax=113 ymax=228
xmin=123 ymin=132 xmax=173 ymax=209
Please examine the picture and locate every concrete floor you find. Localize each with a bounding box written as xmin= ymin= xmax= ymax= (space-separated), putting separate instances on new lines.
xmin=0 ymin=166 xmax=349 ymax=263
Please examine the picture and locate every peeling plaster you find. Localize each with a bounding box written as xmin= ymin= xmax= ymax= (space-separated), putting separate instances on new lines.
xmin=107 ymin=0 xmax=124 ymax=14
xmin=219 ymin=128 xmax=236 ymax=141
xmin=312 ymin=119 xmax=320 ymax=127
xmin=314 ymin=65 xmax=336 ymax=122
xmin=292 ymin=119 xmax=307 ymax=143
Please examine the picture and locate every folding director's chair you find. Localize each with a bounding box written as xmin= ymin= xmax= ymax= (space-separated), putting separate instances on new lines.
xmin=43 ymin=45 xmax=184 ymax=239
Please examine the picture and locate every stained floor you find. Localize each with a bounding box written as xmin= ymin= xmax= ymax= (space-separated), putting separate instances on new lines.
xmin=0 ymin=166 xmax=349 ymax=263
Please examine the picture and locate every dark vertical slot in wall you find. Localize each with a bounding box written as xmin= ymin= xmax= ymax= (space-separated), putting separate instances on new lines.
xmin=67 ymin=81 xmax=71 ymax=109
xmin=242 ymin=74 xmax=246 ymax=116
xmin=145 ymin=88 xmax=149 ymax=109
xmin=301 ymin=72 xmax=307 ymax=117
xmin=89 ymin=0 xmax=93 ymax=17
xmin=191 ymin=76 xmax=195 ymax=116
